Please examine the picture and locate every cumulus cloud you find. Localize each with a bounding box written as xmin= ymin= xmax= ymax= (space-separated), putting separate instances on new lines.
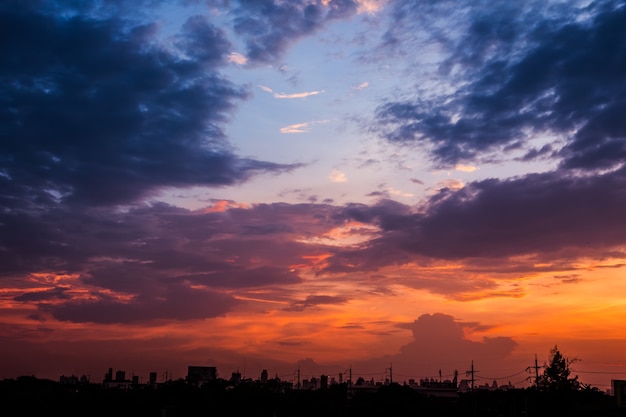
xmin=398 ymin=313 xmax=517 ymax=366
xmin=354 ymin=313 xmax=517 ymax=378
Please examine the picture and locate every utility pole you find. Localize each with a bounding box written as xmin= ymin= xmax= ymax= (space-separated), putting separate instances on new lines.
xmin=466 ymin=360 xmax=477 ymax=391
xmin=526 ymin=354 xmax=541 ymax=387
xmin=534 ymin=354 xmax=540 ymax=387
xmin=535 ymin=353 xmax=539 ymax=387
xmin=297 ymin=366 xmax=301 ymax=390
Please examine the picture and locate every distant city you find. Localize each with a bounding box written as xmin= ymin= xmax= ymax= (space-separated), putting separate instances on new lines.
xmin=54 ymin=364 xmax=523 ymax=398
xmin=5 ymin=364 xmax=626 ymax=417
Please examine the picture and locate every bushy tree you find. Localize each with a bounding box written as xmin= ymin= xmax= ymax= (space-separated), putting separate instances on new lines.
xmin=537 ymin=345 xmax=580 ymax=391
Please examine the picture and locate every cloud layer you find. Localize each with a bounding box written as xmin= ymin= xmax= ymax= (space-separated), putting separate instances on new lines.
xmin=1 ymin=0 xmax=626 ymax=384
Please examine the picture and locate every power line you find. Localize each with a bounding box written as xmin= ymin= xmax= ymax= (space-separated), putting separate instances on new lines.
xmin=573 ymin=370 xmax=626 ymax=375
xmin=478 ymin=369 xmax=528 ymax=381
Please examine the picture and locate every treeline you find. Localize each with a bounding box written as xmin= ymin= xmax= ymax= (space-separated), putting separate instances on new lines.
xmin=0 ymin=375 xmax=622 ymax=417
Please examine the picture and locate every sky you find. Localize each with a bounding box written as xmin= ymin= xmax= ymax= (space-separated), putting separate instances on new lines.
xmin=1 ymin=0 xmax=626 ymax=390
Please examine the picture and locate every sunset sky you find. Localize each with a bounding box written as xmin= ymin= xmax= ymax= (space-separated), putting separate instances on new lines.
xmin=2 ymin=0 xmax=626 ymax=390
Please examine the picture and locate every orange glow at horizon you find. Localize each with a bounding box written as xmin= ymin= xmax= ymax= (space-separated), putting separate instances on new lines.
xmin=2 ymin=255 xmax=626 ymax=387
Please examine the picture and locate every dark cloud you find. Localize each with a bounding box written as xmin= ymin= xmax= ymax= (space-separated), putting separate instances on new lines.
xmin=181 ymin=266 xmax=302 ymax=289
xmin=14 ymin=287 xmax=71 ymax=302
xmin=230 ymin=0 xmax=358 ymax=64
xmin=285 ymin=294 xmax=349 ymax=311
xmin=401 ymin=168 xmax=626 ymax=259
xmin=0 ymin=3 xmax=296 ymax=209
xmin=42 ymin=284 xmax=238 ymax=324
xmin=4 ymin=202 xmax=342 ymax=321
xmin=375 ymin=0 xmax=626 ymax=170
xmin=6 ymin=165 xmax=626 ymax=309
xmin=323 ymin=166 xmax=626 ymax=272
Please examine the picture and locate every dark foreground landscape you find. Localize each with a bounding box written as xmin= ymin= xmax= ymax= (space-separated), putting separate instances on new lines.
xmin=2 ymin=376 xmax=624 ymax=417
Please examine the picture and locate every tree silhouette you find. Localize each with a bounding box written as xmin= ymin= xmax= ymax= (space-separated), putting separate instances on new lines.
xmin=537 ymin=345 xmax=580 ymax=391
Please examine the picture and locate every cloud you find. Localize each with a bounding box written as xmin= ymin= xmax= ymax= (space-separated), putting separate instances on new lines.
xmin=352 ymin=81 xmax=369 ymax=90
xmin=355 ymin=313 xmax=517 ymax=377
xmin=455 ymin=164 xmax=477 ymax=173
xmin=329 ymin=169 xmax=348 ymax=182
xmin=285 ymin=294 xmax=349 ymax=311
xmin=14 ymin=287 xmax=71 ymax=302
xmin=398 ymin=313 xmax=517 ymax=362
xmin=374 ymin=1 xmax=626 ymax=171
xmin=322 ymin=167 xmax=626 ymax=274
xmin=0 ymin=4 xmax=297 ymax=208
xmin=258 ymin=85 xmax=324 ymax=99
xmin=230 ymin=0 xmax=359 ymax=64
xmin=181 ymin=266 xmax=302 ymax=289
xmin=4 ymin=201 xmax=346 ymax=322
xmin=42 ymin=284 xmax=239 ymax=324
xmin=281 ymin=122 xmax=311 ymax=134
xmin=274 ymin=90 xmax=324 ymax=99
xmin=280 ymin=119 xmax=330 ymax=133
xmin=227 ymin=51 xmax=248 ymax=64
xmin=354 ymin=0 xmax=387 ymax=14
xmin=431 ymin=179 xmax=464 ymax=193
xmin=6 ymin=164 xmax=626 ymax=309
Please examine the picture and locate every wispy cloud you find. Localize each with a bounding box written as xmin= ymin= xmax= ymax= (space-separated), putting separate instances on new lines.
xmin=280 ymin=119 xmax=330 ymax=134
xmin=274 ymin=90 xmax=324 ymax=99
xmin=258 ymin=85 xmax=325 ymax=99
xmin=455 ymin=164 xmax=478 ymax=173
xmin=280 ymin=122 xmax=310 ymax=134
xmin=352 ymin=81 xmax=369 ymax=90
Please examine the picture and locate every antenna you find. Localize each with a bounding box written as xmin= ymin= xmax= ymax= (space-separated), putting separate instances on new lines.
xmin=386 ymin=363 xmax=393 ymax=384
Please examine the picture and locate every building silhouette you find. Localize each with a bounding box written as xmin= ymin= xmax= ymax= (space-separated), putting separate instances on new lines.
xmin=186 ymin=366 xmax=217 ymax=387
